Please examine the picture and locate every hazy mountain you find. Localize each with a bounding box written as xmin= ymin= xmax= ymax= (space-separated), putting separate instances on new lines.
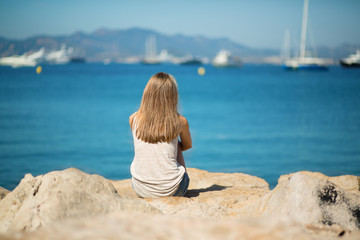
xmin=0 ymin=28 xmax=277 ymax=62
xmin=0 ymin=27 xmax=358 ymax=63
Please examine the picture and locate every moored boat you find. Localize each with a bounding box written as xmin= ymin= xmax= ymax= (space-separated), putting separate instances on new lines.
xmin=340 ymin=50 xmax=360 ymax=68
xmin=284 ymin=57 xmax=328 ymax=70
xmin=283 ymin=0 xmax=328 ymax=70
xmin=180 ymin=58 xmax=202 ymax=65
xmin=212 ymin=50 xmax=241 ymax=68
xmin=0 ymin=48 xmax=45 ymax=68
xmin=141 ymin=35 xmax=161 ymax=65
xmin=70 ymin=57 xmax=86 ymax=63
xmin=45 ymin=45 xmax=73 ymax=64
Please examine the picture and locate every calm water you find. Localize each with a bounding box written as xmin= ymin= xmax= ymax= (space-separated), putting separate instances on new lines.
xmin=1 ymin=63 xmax=359 ymax=190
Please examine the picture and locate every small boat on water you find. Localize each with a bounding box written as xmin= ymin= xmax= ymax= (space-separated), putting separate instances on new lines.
xmin=69 ymin=57 xmax=86 ymax=63
xmin=340 ymin=50 xmax=360 ymax=68
xmin=212 ymin=50 xmax=241 ymax=68
xmin=180 ymin=58 xmax=202 ymax=65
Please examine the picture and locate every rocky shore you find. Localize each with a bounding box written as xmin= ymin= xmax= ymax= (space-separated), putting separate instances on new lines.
xmin=0 ymin=168 xmax=359 ymax=240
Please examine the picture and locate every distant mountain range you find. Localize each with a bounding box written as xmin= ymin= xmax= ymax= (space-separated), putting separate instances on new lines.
xmin=0 ymin=27 xmax=359 ymax=64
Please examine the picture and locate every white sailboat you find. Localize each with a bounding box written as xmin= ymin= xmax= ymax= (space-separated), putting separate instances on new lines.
xmin=141 ymin=35 xmax=160 ymax=64
xmin=284 ymin=0 xmax=328 ymax=70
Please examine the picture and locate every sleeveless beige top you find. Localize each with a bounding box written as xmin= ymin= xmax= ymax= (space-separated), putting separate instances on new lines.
xmin=130 ymin=125 xmax=185 ymax=198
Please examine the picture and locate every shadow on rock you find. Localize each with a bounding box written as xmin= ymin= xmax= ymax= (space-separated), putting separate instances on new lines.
xmin=185 ymin=184 xmax=230 ymax=198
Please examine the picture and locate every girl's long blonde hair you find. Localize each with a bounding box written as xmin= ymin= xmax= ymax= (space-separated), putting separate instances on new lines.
xmin=134 ymin=72 xmax=181 ymax=143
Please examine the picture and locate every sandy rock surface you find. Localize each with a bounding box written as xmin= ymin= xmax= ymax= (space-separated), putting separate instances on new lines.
xmin=0 ymin=186 xmax=9 ymax=200
xmin=0 ymin=168 xmax=159 ymax=233
xmin=278 ymin=171 xmax=360 ymax=193
xmin=0 ymin=167 xmax=359 ymax=239
xmin=110 ymin=168 xmax=270 ymax=218
xmin=2 ymin=213 xmax=360 ymax=240
xmin=240 ymin=172 xmax=360 ymax=230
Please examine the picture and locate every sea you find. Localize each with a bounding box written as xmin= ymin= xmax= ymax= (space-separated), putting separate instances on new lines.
xmin=1 ymin=63 xmax=359 ymax=190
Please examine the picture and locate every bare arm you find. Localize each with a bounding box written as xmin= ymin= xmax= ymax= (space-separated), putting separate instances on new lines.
xmin=179 ymin=116 xmax=192 ymax=151
xmin=177 ymin=141 xmax=186 ymax=170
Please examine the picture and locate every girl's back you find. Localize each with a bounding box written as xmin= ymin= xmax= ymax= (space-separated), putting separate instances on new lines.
xmin=130 ymin=124 xmax=185 ymax=198
xmin=129 ymin=72 xmax=191 ymax=198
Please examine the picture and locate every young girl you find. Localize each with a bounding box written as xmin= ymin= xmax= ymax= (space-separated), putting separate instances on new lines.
xmin=130 ymin=72 xmax=192 ymax=198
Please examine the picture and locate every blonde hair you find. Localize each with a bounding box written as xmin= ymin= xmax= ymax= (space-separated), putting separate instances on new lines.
xmin=134 ymin=72 xmax=181 ymax=143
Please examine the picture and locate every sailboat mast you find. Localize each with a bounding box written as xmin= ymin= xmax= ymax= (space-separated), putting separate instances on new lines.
xmin=299 ymin=0 xmax=309 ymax=61
xmin=145 ymin=35 xmax=157 ymax=58
xmin=281 ymin=29 xmax=291 ymax=62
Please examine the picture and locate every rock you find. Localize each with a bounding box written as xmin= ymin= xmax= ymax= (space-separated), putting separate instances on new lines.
xmin=240 ymin=172 xmax=360 ymax=231
xmin=278 ymin=171 xmax=360 ymax=194
xmin=0 ymin=187 xmax=10 ymax=200
xmin=1 ymin=167 xmax=359 ymax=239
xmin=0 ymin=168 xmax=160 ymax=233
xmin=2 ymin=213 xmax=360 ymax=240
xmin=110 ymin=168 xmax=270 ymax=219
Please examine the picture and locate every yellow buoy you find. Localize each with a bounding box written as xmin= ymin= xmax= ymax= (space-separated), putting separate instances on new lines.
xmin=36 ymin=66 xmax=42 ymax=74
xmin=197 ymin=67 xmax=205 ymax=76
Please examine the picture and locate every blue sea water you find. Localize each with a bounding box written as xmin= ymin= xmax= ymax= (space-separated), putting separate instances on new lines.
xmin=1 ymin=63 xmax=359 ymax=190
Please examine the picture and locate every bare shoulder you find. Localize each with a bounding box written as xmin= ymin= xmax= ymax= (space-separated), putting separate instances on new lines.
xmin=129 ymin=112 xmax=137 ymax=128
xmin=179 ymin=115 xmax=189 ymax=129
xmin=129 ymin=112 xmax=136 ymax=120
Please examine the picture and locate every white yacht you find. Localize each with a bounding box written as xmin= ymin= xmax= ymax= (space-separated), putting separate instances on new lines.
xmin=340 ymin=50 xmax=360 ymax=68
xmin=212 ymin=50 xmax=241 ymax=68
xmin=45 ymin=45 xmax=73 ymax=64
xmin=0 ymin=48 xmax=45 ymax=68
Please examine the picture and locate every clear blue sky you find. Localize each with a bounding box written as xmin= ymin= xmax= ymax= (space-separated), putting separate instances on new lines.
xmin=0 ymin=0 xmax=359 ymax=49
